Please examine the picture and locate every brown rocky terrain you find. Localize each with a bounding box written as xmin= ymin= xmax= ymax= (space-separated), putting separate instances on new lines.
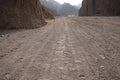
xmin=79 ymin=0 xmax=120 ymax=16
xmin=41 ymin=6 xmax=55 ymax=19
xmin=0 ymin=17 xmax=120 ymax=80
xmin=0 ymin=0 xmax=54 ymax=29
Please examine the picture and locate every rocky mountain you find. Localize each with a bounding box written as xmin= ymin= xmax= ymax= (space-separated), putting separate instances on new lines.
xmin=40 ymin=0 xmax=79 ymax=16
xmin=59 ymin=3 xmax=78 ymax=16
xmin=40 ymin=0 xmax=61 ymax=16
xmin=79 ymin=0 xmax=120 ymax=16
xmin=0 ymin=0 xmax=54 ymax=29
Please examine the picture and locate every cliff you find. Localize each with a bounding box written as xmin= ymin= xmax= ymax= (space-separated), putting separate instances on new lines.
xmin=79 ymin=0 xmax=120 ymax=16
xmin=0 ymin=0 xmax=54 ymax=29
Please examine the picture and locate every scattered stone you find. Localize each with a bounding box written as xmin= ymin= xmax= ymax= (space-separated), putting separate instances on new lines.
xmin=7 ymin=35 xmax=10 ymax=37
xmin=69 ymin=67 xmax=76 ymax=71
xmin=19 ymin=57 xmax=24 ymax=62
xmin=100 ymin=65 xmax=105 ymax=69
xmin=10 ymin=47 xmax=18 ymax=52
xmin=0 ymin=54 xmax=6 ymax=59
xmin=99 ymin=55 xmax=105 ymax=59
xmin=0 ymin=35 xmax=4 ymax=37
xmin=95 ymin=58 xmax=98 ymax=60
xmin=79 ymin=74 xmax=85 ymax=78
xmin=4 ymin=73 xmax=11 ymax=79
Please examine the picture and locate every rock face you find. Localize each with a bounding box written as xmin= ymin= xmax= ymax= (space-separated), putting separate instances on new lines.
xmin=79 ymin=0 xmax=120 ymax=16
xmin=0 ymin=0 xmax=54 ymax=29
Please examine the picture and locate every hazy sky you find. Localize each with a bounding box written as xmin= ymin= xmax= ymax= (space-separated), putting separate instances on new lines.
xmin=55 ymin=0 xmax=83 ymax=5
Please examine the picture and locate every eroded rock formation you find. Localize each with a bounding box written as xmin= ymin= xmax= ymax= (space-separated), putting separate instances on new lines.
xmin=79 ymin=0 xmax=120 ymax=16
xmin=0 ymin=0 xmax=54 ymax=29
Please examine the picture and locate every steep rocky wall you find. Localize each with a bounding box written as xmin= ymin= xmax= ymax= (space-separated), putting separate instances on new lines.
xmin=0 ymin=0 xmax=54 ymax=29
xmin=41 ymin=6 xmax=55 ymax=19
xmin=79 ymin=0 xmax=120 ymax=16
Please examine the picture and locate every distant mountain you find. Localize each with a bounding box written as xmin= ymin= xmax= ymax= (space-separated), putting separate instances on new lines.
xmin=40 ymin=0 xmax=61 ymax=16
xmin=59 ymin=3 xmax=78 ymax=16
xmin=40 ymin=0 xmax=79 ymax=16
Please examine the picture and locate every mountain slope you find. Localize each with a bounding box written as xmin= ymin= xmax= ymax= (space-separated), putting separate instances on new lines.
xmin=0 ymin=0 xmax=54 ymax=29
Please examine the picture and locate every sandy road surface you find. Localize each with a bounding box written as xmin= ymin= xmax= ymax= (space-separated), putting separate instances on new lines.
xmin=0 ymin=17 xmax=120 ymax=80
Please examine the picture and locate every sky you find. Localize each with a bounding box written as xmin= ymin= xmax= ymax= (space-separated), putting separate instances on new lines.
xmin=55 ymin=0 xmax=83 ymax=5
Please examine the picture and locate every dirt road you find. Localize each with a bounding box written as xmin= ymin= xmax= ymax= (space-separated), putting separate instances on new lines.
xmin=0 ymin=17 xmax=120 ymax=80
